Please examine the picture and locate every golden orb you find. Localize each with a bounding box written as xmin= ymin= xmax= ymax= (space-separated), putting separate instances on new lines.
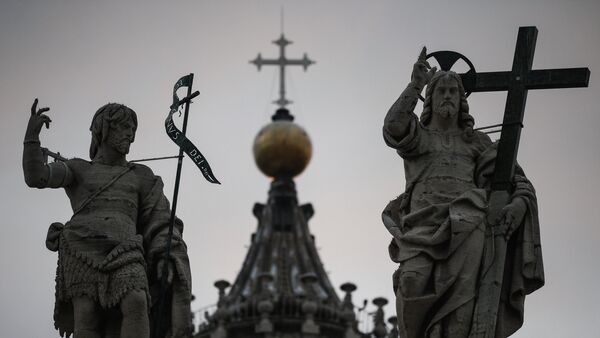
xmin=253 ymin=120 xmax=312 ymax=178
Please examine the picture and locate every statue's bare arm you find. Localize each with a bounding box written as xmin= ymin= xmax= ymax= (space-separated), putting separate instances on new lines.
xmin=23 ymin=99 xmax=73 ymax=188
xmin=384 ymin=47 xmax=437 ymax=140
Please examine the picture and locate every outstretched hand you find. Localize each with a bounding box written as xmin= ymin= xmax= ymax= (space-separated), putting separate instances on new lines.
xmin=497 ymin=197 xmax=527 ymax=240
xmin=412 ymin=47 xmax=437 ymax=89
xmin=26 ymin=98 xmax=51 ymax=139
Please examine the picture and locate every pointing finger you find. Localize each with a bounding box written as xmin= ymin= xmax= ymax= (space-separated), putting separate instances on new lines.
xmin=419 ymin=46 xmax=427 ymax=61
xmin=31 ymin=98 xmax=38 ymax=116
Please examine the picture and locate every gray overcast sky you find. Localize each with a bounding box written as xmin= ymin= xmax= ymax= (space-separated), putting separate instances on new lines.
xmin=1 ymin=0 xmax=599 ymax=337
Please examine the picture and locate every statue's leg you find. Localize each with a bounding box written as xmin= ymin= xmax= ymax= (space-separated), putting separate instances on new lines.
xmin=170 ymin=282 xmax=192 ymax=337
xmin=444 ymin=230 xmax=484 ymax=338
xmin=399 ymin=253 xmax=433 ymax=297
xmin=120 ymin=289 xmax=149 ymax=338
xmin=442 ymin=298 xmax=475 ymax=338
xmin=72 ymin=296 xmax=102 ymax=338
xmin=396 ymin=253 xmax=434 ymax=338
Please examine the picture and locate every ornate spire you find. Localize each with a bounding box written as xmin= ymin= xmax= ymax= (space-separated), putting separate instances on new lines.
xmin=194 ymin=28 xmax=389 ymax=338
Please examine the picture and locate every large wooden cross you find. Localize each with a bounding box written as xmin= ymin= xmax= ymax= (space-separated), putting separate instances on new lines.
xmin=428 ymin=26 xmax=590 ymax=337
xmin=429 ymin=26 xmax=589 ymax=192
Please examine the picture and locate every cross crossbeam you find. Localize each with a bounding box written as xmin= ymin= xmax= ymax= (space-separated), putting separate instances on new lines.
xmin=250 ymin=34 xmax=315 ymax=107
xmin=470 ymin=68 xmax=590 ymax=92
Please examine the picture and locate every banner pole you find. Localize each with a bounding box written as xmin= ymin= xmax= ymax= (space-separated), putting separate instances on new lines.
xmin=154 ymin=73 xmax=194 ymax=338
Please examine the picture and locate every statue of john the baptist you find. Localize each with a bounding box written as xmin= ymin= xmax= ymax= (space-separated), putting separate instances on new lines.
xmin=23 ymin=99 xmax=193 ymax=338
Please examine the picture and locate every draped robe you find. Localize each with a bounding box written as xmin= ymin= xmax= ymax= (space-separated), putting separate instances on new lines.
xmin=382 ymin=116 xmax=544 ymax=337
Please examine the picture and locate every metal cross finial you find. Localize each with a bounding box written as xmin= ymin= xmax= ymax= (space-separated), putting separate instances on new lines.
xmin=250 ymin=34 xmax=315 ymax=108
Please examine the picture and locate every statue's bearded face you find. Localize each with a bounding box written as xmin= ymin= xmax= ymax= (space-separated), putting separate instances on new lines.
xmin=431 ymin=76 xmax=460 ymax=120
xmin=106 ymin=117 xmax=136 ymax=155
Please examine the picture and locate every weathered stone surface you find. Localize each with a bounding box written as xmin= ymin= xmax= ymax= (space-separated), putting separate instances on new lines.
xmin=23 ymin=100 xmax=193 ymax=338
xmin=382 ymin=48 xmax=544 ymax=338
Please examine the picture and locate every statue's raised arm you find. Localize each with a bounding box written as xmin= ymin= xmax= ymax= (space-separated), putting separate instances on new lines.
xmin=383 ymin=47 xmax=437 ymax=143
xmin=23 ymin=98 xmax=73 ymax=189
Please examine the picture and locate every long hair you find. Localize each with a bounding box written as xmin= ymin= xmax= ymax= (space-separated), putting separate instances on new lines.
xmin=89 ymin=103 xmax=138 ymax=159
xmin=421 ymin=71 xmax=475 ymax=141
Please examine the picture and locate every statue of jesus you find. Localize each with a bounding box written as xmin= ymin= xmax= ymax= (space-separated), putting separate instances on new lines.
xmin=23 ymin=99 xmax=193 ymax=338
xmin=382 ymin=48 xmax=544 ymax=337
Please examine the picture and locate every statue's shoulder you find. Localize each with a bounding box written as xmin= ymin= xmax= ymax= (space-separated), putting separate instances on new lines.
xmin=473 ymin=130 xmax=494 ymax=148
xmin=63 ymin=157 xmax=91 ymax=171
xmin=67 ymin=157 xmax=90 ymax=164
xmin=128 ymin=163 xmax=164 ymax=194
xmin=129 ymin=162 xmax=157 ymax=179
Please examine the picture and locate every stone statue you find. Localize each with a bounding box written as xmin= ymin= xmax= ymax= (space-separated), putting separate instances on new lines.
xmin=382 ymin=48 xmax=544 ymax=337
xmin=23 ymin=99 xmax=193 ymax=338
